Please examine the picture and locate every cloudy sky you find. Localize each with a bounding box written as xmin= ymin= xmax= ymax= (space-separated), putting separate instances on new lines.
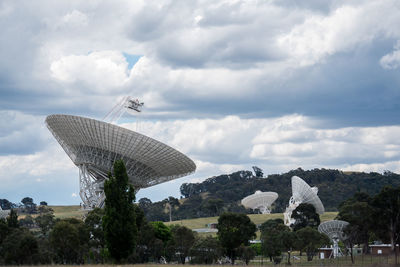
xmin=1 ymin=0 xmax=400 ymax=205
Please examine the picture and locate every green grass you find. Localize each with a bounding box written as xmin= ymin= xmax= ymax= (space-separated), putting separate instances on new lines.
xmin=49 ymin=205 xmax=86 ymax=219
xmin=166 ymin=212 xmax=338 ymax=230
xmin=38 ymin=206 xmax=338 ymax=227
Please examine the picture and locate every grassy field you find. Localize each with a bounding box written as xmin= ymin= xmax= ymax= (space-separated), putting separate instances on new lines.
xmin=45 ymin=206 xmax=337 ymax=228
xmin=166 ymin=212 xmax=338 ymax=229
xmin=50 ymin=205 xmax=86 ymax=219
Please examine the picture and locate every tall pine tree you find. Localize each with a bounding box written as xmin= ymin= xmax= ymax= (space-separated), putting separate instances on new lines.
xmin=102 ymin=160 xmax=137 ymax=262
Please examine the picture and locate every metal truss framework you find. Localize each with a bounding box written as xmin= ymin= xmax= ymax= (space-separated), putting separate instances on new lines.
xmin=318 ymin=220 xmax=349 ymax=258
xmin=284 ymin=176 xmax=325 ymax=226
xmin=241 ymin=191 xmax=279 ymax=214
xmin=46 ymin=114 xmax=196 ymax=209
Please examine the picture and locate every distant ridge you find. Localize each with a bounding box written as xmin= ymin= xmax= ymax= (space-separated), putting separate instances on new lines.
xmin=139 ymin=168 xmax=400 ymax=222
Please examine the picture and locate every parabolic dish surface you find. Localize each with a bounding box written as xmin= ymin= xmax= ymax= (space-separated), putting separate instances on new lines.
xmin=318 ymin=220 xmax=349 ymax=241
xmin=46 ymin=114 xmax=196 ymax=189
xmin=291 ymin=176 xmax=325 ymax=214
xmin=241 ymin=191 xmax=278 ymax=209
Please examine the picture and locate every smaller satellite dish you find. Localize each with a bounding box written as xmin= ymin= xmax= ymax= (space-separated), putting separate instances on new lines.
xmin=241 ymin=191 xmax=278 ymax=214
xmin=318 ymin=220 xmax=349 ymax=241
xmin=318 ymin=220 xmax=349 ymax=258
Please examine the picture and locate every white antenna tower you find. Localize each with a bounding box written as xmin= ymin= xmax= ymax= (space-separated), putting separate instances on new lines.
xmin=103 ymin=96 xmax=144 ymax=127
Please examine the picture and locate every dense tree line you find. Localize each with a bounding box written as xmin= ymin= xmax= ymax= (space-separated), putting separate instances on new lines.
xmin=139 ymin=168 xmax=400 ymax=221
xmin=1 ymin=162 xmax=398 ymax=265
xmin=1 ymin=197 xmax=48 ymax=214
xmin=0 ymin=200 xmax=254 ymax=264
xmin=337 ymin=185 xmax=400 ymax=264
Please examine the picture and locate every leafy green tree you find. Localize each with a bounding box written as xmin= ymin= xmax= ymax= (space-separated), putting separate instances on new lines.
xmin=19 ymin=214 xmax=34 ymax=228
xmin=336 ymin=192 xmax=374 ymax=254
xmin=102 ymin=160 xmax=137 ymax=263
xmin=35 ymin=213 xmax=55 ymax=236
xmin=260 ymin=219 xmax=289 ymax=262
xmin=37 ymin=205 xmax=53 ymax=214
xmin=7 ymin=209 xmax=19 ymax=228
xmin=371 ymin=186 xmax=400 ymax=263
xmin=296 ymin=227 xmax=330 ymax=261
xmin=280 ymin=230 xmax=298 ymax=265
xmin=217 ymin=212 xmax=256 ymax=264
xmin=49 ymin=218 xmax=89 ymax=264
xmin=260 ymin=218 xmax=284 ymax=233
xmin=40 ymin=201 xmax=48 ymax=206
xmin=50 ymin=220 xmax=81 ymax=264
xmin=290 ymin=203 xmax=320 ymax=231
xmin=84 ymin=208 xmax=106 ymax=263
xmin=343 ymin=224 xmax=359 ymax=264
xmin=0 ymin=218 xmax=10 ymax=246
xmin=190 ymin=236 xmax=222 ymax=264
xmin=21 ymin=197 xmax=37 ymax=214
xmin=134 ymin=220 xmax=156 ymax=263
xmin=0 ymin=199 xmax=14 ymax=210
xmin=167 ymin=225 xmax=196 ymax=264
xmin=237 ymin=245 xmax=256 ymax=265
xmin=151 ymin=221 xmax=172 ymax=244
xmin=149 ymin=221 xmax=172 ymax=262
xmin=202 ymin=198 xmax=224 ymax=216
xmin=1 ymin=228 xmax=39 ymax=264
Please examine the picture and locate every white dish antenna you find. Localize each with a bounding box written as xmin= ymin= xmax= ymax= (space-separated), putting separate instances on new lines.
xmin=284 ymin=176 xmax=325 ymax=226
xmin=318 ymin=220 xmax=349 ymax=258
xmin=241 ymin=191 xmax=278 ymax=214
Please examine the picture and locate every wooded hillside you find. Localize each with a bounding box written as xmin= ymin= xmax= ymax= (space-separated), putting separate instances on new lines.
xmin=139 ymin=168 xmax=400 ymax=222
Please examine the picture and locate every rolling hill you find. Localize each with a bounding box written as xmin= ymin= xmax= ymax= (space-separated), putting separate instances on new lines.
xmin=139 ymin=168 xmax=400 ymax=221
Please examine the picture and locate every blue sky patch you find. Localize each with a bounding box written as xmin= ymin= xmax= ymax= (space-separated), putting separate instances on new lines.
xmin=123 ymin=53 xmax=142 ymax=69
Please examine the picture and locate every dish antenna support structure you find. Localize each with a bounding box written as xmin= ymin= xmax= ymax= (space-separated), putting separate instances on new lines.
xmin=318 ymin=220 xmax=349 ymax=258
xmin=103 ymin=96 xmax=144 ymax=124
xmin=241 ymin=191 xmax=278 ymax=214
xmin=284 ymin=176 xmax=325 ymax=226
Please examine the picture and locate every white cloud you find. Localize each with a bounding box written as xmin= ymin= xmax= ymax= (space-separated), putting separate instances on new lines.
xmin=380 ymin=41 xmax=400 ymax=69
xmin=50 ymin=51 xmax=130 ymax=91
xmin=1 ymin=0 xmax=400 ymax=203
xmin=121 ymin=114 xmax=400 ymax=174
xmin=278 ymin=1 xmax=400 ymax=66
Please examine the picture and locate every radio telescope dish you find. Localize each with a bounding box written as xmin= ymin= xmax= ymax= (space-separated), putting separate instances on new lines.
xmin=46 ymin=114 xmax=196 ymax=209
xmin=284 ymin=176 xmax=325 ymax=226
xmin=241 ymin=191 xmax=278 ymax=214
xmin=318 ymin=220 xmax=349 ymax=258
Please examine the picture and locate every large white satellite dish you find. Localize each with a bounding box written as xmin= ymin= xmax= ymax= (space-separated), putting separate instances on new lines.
xmin=46 ymin=114 xmax=196 ymax=209
xmin=284 ymin=176 xmax=325 ymax=226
